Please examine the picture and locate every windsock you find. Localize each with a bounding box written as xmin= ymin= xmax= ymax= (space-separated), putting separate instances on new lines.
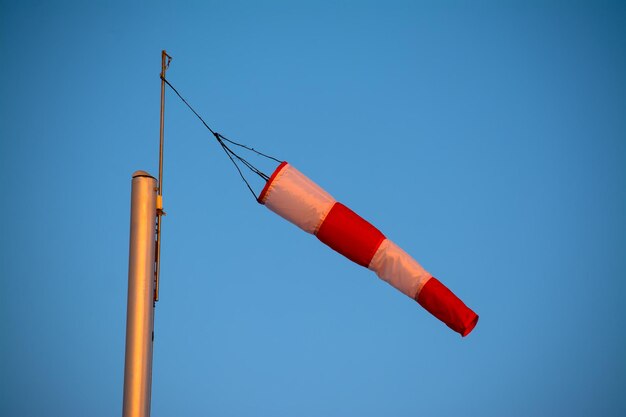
xmin=258 ymin=162 xmax=478 ymax=337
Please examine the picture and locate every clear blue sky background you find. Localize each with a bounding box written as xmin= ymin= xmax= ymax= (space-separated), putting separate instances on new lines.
xmin=1 ymin=1 xmax=625 ymax=416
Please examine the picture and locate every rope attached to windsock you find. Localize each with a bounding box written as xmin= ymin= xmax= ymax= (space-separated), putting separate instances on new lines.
xmin=258 ymin=162 xmax=479 ymax=337
xmin=163 ymin=77 xmax=479 ymax=337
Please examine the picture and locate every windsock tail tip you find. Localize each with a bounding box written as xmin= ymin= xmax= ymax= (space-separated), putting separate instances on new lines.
xmin=461 ymin=313 xmax=479 ymax=337
xmin=417 ymin=277 xmax=479 ymax=337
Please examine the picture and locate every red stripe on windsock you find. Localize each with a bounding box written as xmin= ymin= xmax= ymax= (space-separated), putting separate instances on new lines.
xmin=416 ymin=277 xmax=479 ymax=337
xmin=315 ymin=203 xmax=386 ymax=267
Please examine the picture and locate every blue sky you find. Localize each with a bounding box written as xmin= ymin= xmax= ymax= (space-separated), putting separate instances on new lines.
xmin=1 ymin=1 xmax=625 ymax=416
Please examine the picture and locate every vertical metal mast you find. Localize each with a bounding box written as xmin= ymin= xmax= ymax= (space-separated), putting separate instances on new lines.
xmin=122 ymin=50 xmax=170 ymax=417
xmin=122 ymin=171 xmax=157 ymax=417
xmin=155 ymin=49 xmax=171 ymax=301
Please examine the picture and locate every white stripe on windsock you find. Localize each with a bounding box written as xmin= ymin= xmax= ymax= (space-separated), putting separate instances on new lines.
xmin=259 ymin=162 xmax=335 ymax=234
xmin=369 ymin=239 xmax=431 ymax=299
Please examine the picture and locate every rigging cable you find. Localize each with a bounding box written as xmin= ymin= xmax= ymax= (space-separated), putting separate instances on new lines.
xmin=161 ymin=76 xmax=282 ymax=199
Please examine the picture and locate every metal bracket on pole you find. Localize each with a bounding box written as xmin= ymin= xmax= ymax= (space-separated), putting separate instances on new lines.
xmin=154 ymin=50 xmax=171 ymax=303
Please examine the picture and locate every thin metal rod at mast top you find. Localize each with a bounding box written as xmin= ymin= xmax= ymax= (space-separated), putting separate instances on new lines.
xmin=158 ymin=50 xmax=170 ymax=196
xmin=155 ymin=50 xmax=171 ymax=302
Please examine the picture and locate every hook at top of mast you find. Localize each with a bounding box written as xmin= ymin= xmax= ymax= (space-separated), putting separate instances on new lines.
xmin=161 ymin=50 xmax=172 ymax=78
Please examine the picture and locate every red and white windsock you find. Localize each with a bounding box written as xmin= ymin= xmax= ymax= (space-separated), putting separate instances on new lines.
xmin=258 ymin=162 xmax=479 ymax=337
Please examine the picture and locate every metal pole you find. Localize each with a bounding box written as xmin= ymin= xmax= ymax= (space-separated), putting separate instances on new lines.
xmin=158 ymin=50 xmax=167 ymax=196
xmin=122 ymin=171 xmax=157 ymax=417
xmin=155 ymin=49 xmax=170 ymax=302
